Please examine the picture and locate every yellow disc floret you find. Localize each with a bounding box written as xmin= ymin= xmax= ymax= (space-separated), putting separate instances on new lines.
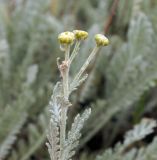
xmin=73 ymin=30 xmax=88 ymax=40
xmin=58 ymin=31 xmax=75 ymax=45
xmin=95 ymin=34 xmax=109 ymax=46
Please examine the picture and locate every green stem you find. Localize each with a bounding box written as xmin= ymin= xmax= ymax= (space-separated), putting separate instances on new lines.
xmin=72 ymin=46 xmax=100 ymax=84
xmin=69 ymin=41 xmax=81 ymax=64
xmin=63 ymin=45 xmax=70 ymax=100
xmin=60 ymin=45 xmax=70 ymax=160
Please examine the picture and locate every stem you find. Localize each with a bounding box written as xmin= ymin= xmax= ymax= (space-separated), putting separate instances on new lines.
xmin=69 ymin=41 xmax=81 ymax=64
xmin=72 ymin=46 xmax=100 ymax=83
xmin=60 ymin=45 xmax=70 ymax=160
xmin=104 ymin=0 xmax=119 ymax=34
xmin=63 ymin=45 xmax=70 ymax=100
xmin=60 ymin=106 xmax=68 ymax=160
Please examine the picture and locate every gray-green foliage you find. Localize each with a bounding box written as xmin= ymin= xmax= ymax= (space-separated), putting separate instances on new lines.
xmin=0 ymin=0 xmax=157 ymax=159
xmin=81 ymin=6 xmax=157 ymax=147
xmin=47 ymin=82 xmax=91 ymax=160
xmin=0 ymin=0 xmax=62 ymax=159
xmin=96 ymin=119 xmax=157 ymax=160
xmin=8 ymin=109 xmax=49 ymax=160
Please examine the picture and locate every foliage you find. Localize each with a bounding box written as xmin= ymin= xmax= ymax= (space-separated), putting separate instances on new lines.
xmin=80 ymin=2 xmax=157 ymax=148
xmin=96 ymin=119 xmax=157 ymax=160
xmin=0 ymin=0 xmax=157 ymax=160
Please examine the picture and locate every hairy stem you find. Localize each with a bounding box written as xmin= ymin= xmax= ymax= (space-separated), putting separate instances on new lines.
xmin=69 ymin=41 xmax=81 ymax=64
xmin=60 ymin=45 xmax=70 ymax=159
xmin=60 ymin=106 xmax=68 ymax=160
xmin=72 ymin=46 xmax=100 ymax=84
xmin=63 ymin=45 xmax=70 ymax=100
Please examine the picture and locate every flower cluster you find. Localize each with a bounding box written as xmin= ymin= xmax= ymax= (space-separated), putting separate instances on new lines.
xmin=58 ymin=30 xmax=109 ymax=47
xmin=57 ymin=29 xmax=109 ymax=100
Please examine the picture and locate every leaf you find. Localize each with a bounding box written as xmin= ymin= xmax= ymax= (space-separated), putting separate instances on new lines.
xmin=0 ymin=115 xmax=27 ymax=160
xmin=46 ymin=82 xmax=63 ymax=160
xmin=124 ymin=118 xmax=156 ymax=147
xmin=96 ymin=119 xmax=156 ymax=160
xmin=63 ymin=108 xmax=91 ymax=160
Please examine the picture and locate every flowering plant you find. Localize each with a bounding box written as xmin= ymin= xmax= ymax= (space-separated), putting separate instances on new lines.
xmin=46 ymin=30 xmax=109 ymax=160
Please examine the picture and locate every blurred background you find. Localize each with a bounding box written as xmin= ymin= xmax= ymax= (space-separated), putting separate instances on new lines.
xmin=0 ymin=0 xmax=157 ymax=160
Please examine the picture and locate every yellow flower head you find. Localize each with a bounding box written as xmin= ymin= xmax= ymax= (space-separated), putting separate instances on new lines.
xmin=58 ymin=31 xmax=75 ymax=45
xmin=73 ymin=30 xmax=88 ymax=40
xmin=95 ymin=34 xmax=109 ymax=46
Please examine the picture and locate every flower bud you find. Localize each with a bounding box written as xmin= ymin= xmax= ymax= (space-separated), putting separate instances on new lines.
xmin=95 ymin=34 xmax=109 ymax=46
xmin=73 ymin=30 xmax=88 ymax=40
xmin=58 ymin=31 xmax=75 ymax=45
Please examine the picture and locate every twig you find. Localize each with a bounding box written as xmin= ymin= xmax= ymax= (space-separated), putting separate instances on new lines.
xmin=104 ymin=0 xmax=119 ymax=34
